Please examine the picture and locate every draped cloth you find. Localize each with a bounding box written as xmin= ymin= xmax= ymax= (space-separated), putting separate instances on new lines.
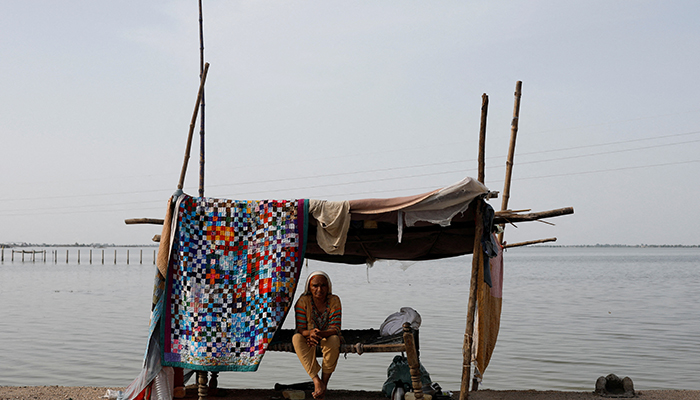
xmin=473 ymin=234 xmax=503 ymax=379
xmin=161 ymin=195 xmax=308 ymax=371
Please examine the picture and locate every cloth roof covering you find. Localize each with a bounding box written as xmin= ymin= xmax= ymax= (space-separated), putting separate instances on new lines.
xmin=305 ymin=177 xmax=489 ymax=264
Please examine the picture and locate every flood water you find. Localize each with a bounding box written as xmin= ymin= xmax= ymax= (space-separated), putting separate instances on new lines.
xmin=1 ymin=246 xmax=698 ymax=392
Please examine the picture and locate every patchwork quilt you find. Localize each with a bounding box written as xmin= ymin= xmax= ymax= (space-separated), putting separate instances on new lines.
xmin=162 ymin=195 xmax=307 ymax=371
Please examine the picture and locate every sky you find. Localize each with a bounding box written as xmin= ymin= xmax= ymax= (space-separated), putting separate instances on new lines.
xmin=1 ymin=1 xmax=699 ymax=246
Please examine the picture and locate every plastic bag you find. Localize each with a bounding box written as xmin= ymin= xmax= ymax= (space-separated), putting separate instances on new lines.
xmin=379 ymin=307 xmax=421 ymax=336
xmin=381 ymin=355 xmax=432 ymax=397
xmin=103 ymin=389 xmax=123 ymax=400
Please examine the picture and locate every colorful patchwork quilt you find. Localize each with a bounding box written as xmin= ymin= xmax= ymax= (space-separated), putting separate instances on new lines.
xmin=161 ymin=195 xmax=307 ymax=371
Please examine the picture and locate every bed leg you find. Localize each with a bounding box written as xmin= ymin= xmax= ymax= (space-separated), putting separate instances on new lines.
xmin=197 ymin=371 xmax=208 ymax=400
xmin=403 ymin=323 xmax=424 ymax=399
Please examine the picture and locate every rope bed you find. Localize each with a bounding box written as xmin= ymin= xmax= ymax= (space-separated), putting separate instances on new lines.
xmin=268 ymin=327 xmax=420 ymax=356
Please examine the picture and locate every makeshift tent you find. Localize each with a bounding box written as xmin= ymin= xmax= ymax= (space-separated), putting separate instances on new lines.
xmin=123 ymin=176 xmax=572 ymax=400
xmin=121 ymin=47 xmax=574 ymax=400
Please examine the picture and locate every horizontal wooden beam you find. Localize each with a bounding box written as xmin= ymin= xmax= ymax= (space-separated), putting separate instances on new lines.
xmin=124 ymin=218 xmax=164 ymax=225
xmin=494 ymin=206 xmax=573 ymax=224
xmin=503 ymin=237 xmax=557 ymax=249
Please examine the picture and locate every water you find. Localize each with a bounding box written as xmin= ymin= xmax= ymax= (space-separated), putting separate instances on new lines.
xmin=1 ymin=246 xmax=698 ymax=391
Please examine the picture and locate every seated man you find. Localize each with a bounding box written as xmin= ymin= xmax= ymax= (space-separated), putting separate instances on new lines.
xmin=292 ymin=271 xmax=342 ymax=400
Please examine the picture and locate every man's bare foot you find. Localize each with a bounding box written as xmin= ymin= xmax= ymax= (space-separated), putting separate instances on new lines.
xmin=312 ymin=376 xmax=326 ymax=399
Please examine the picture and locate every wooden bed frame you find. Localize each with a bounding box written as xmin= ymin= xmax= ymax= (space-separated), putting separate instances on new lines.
xmin=194 ymin=323 xmax=425 ymax=399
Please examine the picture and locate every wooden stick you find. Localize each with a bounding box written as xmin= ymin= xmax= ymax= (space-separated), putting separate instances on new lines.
xmin=460 ymin=200 xmax=484 ymax=400
xmin=478 ymin=94 xmax=489 ymax=184
xmin=494 ymin=207 xmax=573 ymax=224
xmin=503 ymin=237 xmax=557 ymax=248
xmin=178 ymin=62 xmax=210 ymax=191
xmin=198 ymin=0 xmax=206 ymax=198
xmin=498 ymin=81 xmax=522 ymax=244
xmin=501 ymin=208 xmax=531 ymax=213
xmin=124 ymin=218 xmax=165 ymax=225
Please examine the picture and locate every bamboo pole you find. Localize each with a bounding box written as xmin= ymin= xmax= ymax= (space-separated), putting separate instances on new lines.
xmin=478 ymin=94 xmax=489 ymax=184
xmin=177 ymin=62 xmax=210 ymax=191
xmin=198 ymin=0 xmax=206 ymax=198
xmin=494 ymin=207 xmax=574 ymax=224
xmin=460 ymin=200 xmax=485 ymax=400
xmin=498 ymin=81 xmax=522 ymax=245
xmin=503 ymin=237 xmax=557 ymax=249
xmin=125 ymin=218 xmax=164 ymax=225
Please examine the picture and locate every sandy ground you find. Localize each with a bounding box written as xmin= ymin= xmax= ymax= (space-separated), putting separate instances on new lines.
xmin=1 ymin=386 xmax=699 ymax=400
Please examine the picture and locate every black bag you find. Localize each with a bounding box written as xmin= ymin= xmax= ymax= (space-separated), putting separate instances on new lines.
xmin=381 ymin=355 xmax=432 ymax=397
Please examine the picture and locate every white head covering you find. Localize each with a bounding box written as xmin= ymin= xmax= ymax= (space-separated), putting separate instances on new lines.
xmin=303 ymin=270 xmax=333 ymax=296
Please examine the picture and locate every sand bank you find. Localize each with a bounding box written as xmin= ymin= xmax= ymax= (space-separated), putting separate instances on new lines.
xmin=1 ymin=387 xmax=700 ymax=400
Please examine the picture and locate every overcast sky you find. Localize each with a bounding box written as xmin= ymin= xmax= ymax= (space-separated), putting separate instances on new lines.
xmin=2 ymin=1 xmax=699 ymax=246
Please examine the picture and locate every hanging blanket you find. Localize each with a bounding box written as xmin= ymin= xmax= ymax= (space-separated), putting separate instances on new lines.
xmin=162 ymin=195 xmax=308 ymax=371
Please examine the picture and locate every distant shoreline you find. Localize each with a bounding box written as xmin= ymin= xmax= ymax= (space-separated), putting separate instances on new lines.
xmin=3 ymin=243 xmax=698 ymax=248
xmin=1 ymin=243 xmax=158 ymax=248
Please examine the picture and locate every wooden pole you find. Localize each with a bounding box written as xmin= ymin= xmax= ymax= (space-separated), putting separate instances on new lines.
xmin=127 ymin=249 xmax=130 ymax=265
xmin=114 ymin=249 xmax=117 ymax=265
xmin=478 ymin=94 xmax=489 ymax=184
xmin=503 ymin=237 xmax=557 ymax=249
xmin=198 ymin=0 xmax=206 ymax=198
xmin=494 ymin=207 xmax=574 ymax=224
xmin=90 ymin=249 xmax=92 ymax=264
xmin=125 ymin=218 xmax=165 ymax=225
xmin=498 ymin=81 xmax=522 ymax=245
xmin=140 ymin=249 xmax=143 ymax=264
xmin=78 ymin=249 xmax=80 ymax=264
xmin=460 ymin=200 xmax=485 ymax=400
xmin=177 ymin=62 xmax=210 ymax=191
xmin=66 ymin=249 xmax=69 ymax=264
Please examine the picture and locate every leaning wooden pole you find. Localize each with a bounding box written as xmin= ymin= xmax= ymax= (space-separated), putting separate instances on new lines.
xmin=478 ymin=94 xmax=489 ymax=184
xmin=498 ymin=81 xmax=522 ymax=244
xmin=460 ymin=200 xmax=485 ymax=400
xmin=198 ymin=0 xmax=206 ymax=198
xmin=178 ymin=62 xmax=210 ymax=191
